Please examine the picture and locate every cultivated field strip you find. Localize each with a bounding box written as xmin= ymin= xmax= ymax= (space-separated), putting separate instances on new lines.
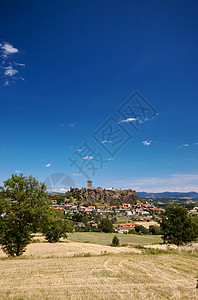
xmin=0 ymin=242 xmax=198 ymax=299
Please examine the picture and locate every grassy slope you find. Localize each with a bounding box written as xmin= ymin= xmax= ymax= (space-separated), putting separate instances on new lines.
xmin=0 ymin=242 xmax=197 ymax=299
xmin=67 ymin=232 xmax=162 ymax=246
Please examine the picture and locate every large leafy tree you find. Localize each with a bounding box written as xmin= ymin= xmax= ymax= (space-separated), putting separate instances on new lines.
xmin=99 ymin=218 xmax=114 ymax=233
xmin=160 ymin=205 xmax=198 ymax=246
xmin=0 ymin=174 xmax=72 ymax=257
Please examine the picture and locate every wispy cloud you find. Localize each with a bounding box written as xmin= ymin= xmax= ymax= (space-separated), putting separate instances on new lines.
xmin=118 ymin=118 xmax=137 ymax=124
xmin=101 ymin=140 xmax=112 ymax=144
xmin=0 ymin=41 xmax=25 ymax=86
xmin=59 ymin=188 xmax=68 ymax=192
xmin=115 ymin=173 xmax=198 ymax=192
xmin=45 ymin=163 xmax=51 ymax=167
xmin=82 ymin=156 xmax=93 ymax=160
xmin=4 ymin=65 xmax=18 ymax=77
xmin=142 ymin=140 xmax=151 ymax=146
xmin=69 ymin=123 xmax=75 ymax=128
xmin=178 ymin=144 xmax=189 ymax=148
xmin=73 ymin=173 xmax=82 ymax=176
xmin=178 ymin=142 xmax=198 ymax=148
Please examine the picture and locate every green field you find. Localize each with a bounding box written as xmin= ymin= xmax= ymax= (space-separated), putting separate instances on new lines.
xmin=67 ymin=232 xmax=162 ymax=246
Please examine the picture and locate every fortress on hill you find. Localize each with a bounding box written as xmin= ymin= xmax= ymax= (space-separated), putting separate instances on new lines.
xmin=68 ymin=180 xmax=140 ymax=206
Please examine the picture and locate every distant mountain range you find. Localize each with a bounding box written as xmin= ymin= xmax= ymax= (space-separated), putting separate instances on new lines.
xmin=137 ymin=191 xmax=198 ymax=200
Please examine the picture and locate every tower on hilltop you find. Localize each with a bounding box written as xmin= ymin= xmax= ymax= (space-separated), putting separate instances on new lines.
xmin=87 ymin=180 xmax=92 ymax=189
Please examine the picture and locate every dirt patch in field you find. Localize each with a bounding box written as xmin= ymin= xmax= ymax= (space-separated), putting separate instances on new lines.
xmin=134 ymin=221 xmax=159 ymax=228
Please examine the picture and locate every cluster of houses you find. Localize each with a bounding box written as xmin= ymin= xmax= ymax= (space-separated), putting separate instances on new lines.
xmin=50 ymin=201 xmax=164 ymax=216
xmin=49 ymin=200 xmax=165 ymax=232
xmin=116 ymin=223 xmax=136 ymax=234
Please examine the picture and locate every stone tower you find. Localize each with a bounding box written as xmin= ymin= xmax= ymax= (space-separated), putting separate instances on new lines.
xmin=87 ymin=180 xmax=92 ymax=189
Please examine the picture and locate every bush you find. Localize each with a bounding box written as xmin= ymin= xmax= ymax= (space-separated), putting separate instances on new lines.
xmin=42 ymin=217 xmax=73 ymax=243
xmin=111 ymin=236 xmax=120 ymax=247
xmin=149 ymin=225 xmax=162 ymax=235
xmin=135 ymin=225 xmax=149 ymax=235
xmin=128 ymin=229 xmax=136 ymax=234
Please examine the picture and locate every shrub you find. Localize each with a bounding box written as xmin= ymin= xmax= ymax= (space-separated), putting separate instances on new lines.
xmin=149 ymin=225 xmax=162 ymax=235
xmin=128 ymin=229 xmax=136 ymax=234
xmin=111 ymin=236 xmax=120 ymax=247
xmin=135 ymin=225 xmax=149 ymax=235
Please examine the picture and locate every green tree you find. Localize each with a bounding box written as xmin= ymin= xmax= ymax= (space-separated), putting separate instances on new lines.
xmin=0 ymin=174 xmax=50 ymax=257
xmin=111 ymin=235 xmax=120 ymax=246
xmin=135 ymin=225 xmax=149 ymax=235
xmin=99 ymin=218 xmax=114 ymax=233
xmin=160 ymin=205 xmax=198 ymax=246
xmin=42 ymin=213 xmax=73 ymax=243
xmin=149 ymin=225 xmax=162 ymax=235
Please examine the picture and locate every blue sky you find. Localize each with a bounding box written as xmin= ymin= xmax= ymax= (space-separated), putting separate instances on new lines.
xmin=0 ymin=0 xmax=198 ymax=192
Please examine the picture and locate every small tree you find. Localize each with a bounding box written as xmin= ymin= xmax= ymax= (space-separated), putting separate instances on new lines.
xmin=160 ymin=205 xmax=198 ymax=247
xmin=42 ymin=214 xmax=73 ymax=243
xmin=149 ymin=225 xmax=162 ymax=235
xmin=111 ymin=236 xmax=119 ymax=246
xmin=135 ymin=225 xmax=149 ymax=235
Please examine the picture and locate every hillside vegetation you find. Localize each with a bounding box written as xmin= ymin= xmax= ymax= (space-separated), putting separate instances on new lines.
xmin=65 ymin=188 xmax=140 ymax=205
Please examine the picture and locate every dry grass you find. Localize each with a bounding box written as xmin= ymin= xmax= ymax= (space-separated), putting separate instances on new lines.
xmin=0 ymin=242 xmax=198 ymax=299
xmin=134 ymin=221 xmax=159 ymax=229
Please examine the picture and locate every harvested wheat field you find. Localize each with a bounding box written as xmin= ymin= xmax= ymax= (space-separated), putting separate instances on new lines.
xmin=0 ymin=241 xmax=198 ymax=300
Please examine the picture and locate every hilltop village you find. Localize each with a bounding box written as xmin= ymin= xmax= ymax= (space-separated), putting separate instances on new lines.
xmin=49 ymin=181 xmax=165 ymax=233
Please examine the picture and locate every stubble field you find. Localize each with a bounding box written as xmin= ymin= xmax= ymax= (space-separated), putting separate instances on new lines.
xmin=0 ymin=237 xmax=198 ymax=299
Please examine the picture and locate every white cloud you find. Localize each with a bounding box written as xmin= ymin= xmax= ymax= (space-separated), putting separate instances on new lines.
xmin=107 ymin=157 xmax=113 ymax=161
xmin=4 ymin=66 xmax=18 ymax=77
xmin=14 ymin=62 xmax=25 ymax=67
xmin=178 ymin=144 xmax=189 ymax=148
xmin=101 ymin=140 xmax=112 ymax=144
xmin=45 ymin=163 xmax=51 ymax=167
xmin=118 ymin=118 xmax=137 ymax=124
xmin=0 ymin=42 xmax=19 ymax=57
xmin=15 ymin=170 xmax=21 ymax=174
xmin=0 ymin=41 xmax=25 ymax=86
xmin=59 ymin=188 xmax=68 ymax=192
xmin=82 ymin=156 xmax=93 ymax=160
xmin=73 ymin=173 xmax=82 ymax=176
xmin=69 ymin=123 xmax=75 ymax=128
xmin=142 ymin=140 xmax=151 ymax=146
